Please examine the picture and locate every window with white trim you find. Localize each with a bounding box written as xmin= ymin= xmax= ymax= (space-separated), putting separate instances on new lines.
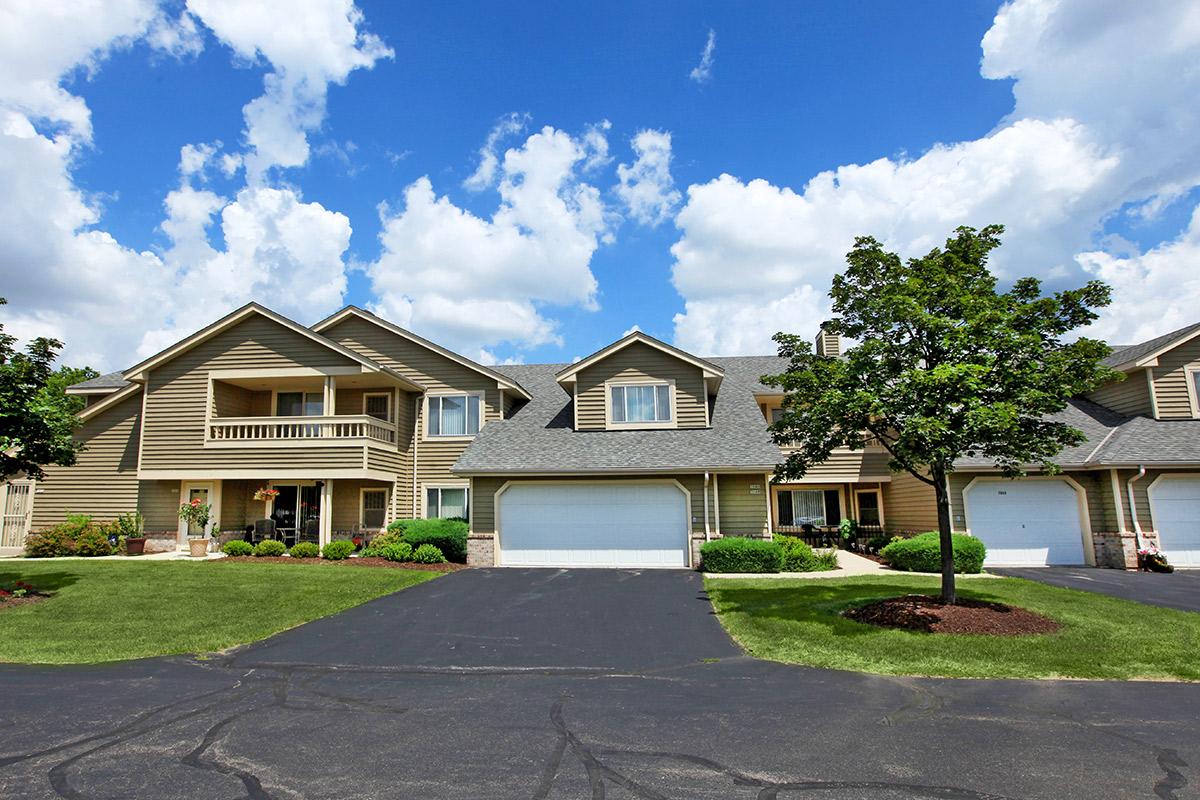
xmin=426 ymin=486 xmax=468 ymax=519
xmin=610 ymin=383 xmax=671 ymax=424
xmin=361 ymin=489 xmax=388 ymax=529
xmin=1190 ymin=368 xmax=1200 ymax=418
xmin=364 ymin=392 xmax=392 ymax=422
xmin=428 ymin=394 xmax=481 ymax=436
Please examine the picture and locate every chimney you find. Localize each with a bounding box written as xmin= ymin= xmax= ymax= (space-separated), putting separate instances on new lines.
xmin=815 ymin=320 xmax=840 ymax=357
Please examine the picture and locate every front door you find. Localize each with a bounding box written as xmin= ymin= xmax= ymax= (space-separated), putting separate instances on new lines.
xmin=179 ymin=481 xmax=219 ymax=549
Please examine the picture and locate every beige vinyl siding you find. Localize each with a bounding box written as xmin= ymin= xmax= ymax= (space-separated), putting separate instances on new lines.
xmin=393 ymin=391 xmax=416 ymax=518
xmin=138 ymin=480 xmax=181 ymax=531
xmin=785 ymin=447 xmax=892 ymax=482
xmin=221 ymin=479 xmax=252 ymax=531
xmin=1150 ymin=337 xmax=1200 ymax=418
xmin=1085 ymin=374 xmax=1153 ymax=417
xmin=574 ymin=341 xmax=708 ymax=430
xmin=882 ymin=470 xmax=938 ymax=534
xmin=140 ymin=315 xmax=372 ymax=473
xmin=32 ymin=392 xmax=143 ymax=529
xmin=322 ymin=315 xmax=503 ymax=500
xmin=327 ymin=479 xmax=393 ymax=533
xmin=470 ymin=474 xmax=708 ymax=535
xmin=212 ymin=381 xmax=253 ymax=417
xmin=716 ymin=473 xmax=770 ymax=536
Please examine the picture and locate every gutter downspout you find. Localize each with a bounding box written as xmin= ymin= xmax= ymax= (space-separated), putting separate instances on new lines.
xmin=713 ymin=474 xmax=721 ymax=538
xmin=412 ymin=394 xmax=422 ymax=518
xmin=703 ymin=472 xmax=711 ymax=542
xmin=1126 ymin=465 xmax=1147 ymax=550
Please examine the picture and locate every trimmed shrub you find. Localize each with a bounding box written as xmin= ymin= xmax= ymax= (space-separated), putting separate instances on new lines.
xmin=112 ymin=511 xmax=144 ymax=540
xmin=289 ymin=542 xmax=320 ymax=559
xmin=880 ymin=531 xmax=987 ymax=574
xmin=222 ymin=540 xmax=253 ymax=557
xmin=24 ymin=514 xmax=93 ymax=558
xmin=253 ymin=539 xmax=287 ymax=557
xmin=411 ymin=543 xmax=446 ymax=564
xmin=776 ymin=535 xmax=838 ymax=572
xmin=75 ymin=523 xmax=117 ymax=557
xmin=322 ymin=540 xmax=355 ymax=560
xmin=401 ymin=518 xmax=468 ymax=563
xmin=700 ymin=537 xmax=783 ymax=573
xmin=385 ymin=519 xmax=416 ymax=535
xmin=380 ymin=542 xmax=413 ymax=562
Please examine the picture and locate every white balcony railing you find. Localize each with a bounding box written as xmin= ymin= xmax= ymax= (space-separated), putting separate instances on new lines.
xmin=208 ymin=415 xmax=396 ymax=445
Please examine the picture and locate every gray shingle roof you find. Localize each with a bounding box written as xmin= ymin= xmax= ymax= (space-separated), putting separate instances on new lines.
xmin=953 ymin=399 xmax=1127 ymax=469
xmin=1090 ymin=417 xmax=1200 ymax=464
xmin=1101 ymin=321 xmax=1200 ymax=368
xmin=452 ymin=356 xmax=788 ymax=474
xmin=67 ymin=371 xmax=131 ymax=392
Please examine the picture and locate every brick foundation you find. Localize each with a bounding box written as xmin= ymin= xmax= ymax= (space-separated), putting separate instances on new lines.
xmin=467 ymin=534 xmax=495 ymax=566
xmin=1092 ymin=531 xmax=1137 ymax=569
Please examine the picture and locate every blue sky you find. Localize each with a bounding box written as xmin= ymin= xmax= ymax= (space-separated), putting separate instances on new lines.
xmin=2 ymin=1 xmax=1199 ymax=370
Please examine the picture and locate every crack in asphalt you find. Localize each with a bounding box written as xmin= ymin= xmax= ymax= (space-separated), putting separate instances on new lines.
xmin=542 ymin=698 xmax=1025 ymax=800
xmin=1153 ymin=748 xmax=1188 ymax=800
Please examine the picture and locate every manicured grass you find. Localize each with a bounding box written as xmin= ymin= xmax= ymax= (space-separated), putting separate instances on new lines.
xmin=705 ymin=575 xmax=1200 ymax=680
xmin=0 ymin=560 xmax=438 ymax=664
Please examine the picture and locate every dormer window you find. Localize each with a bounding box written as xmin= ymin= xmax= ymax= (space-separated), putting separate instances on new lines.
xmin=609 ymin=382 xmax=672 ymax=426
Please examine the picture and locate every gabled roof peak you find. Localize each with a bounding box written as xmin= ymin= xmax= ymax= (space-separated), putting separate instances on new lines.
xmin=554 ymin=330 xmax=725 ymax=384
xmin=311 ymin=305 xmax=532 ymax=399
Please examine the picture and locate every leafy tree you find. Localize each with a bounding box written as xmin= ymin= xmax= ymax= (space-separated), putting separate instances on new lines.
xmin=0 ymin=298 xmax=97 ymax=480
xmin=763 ymin=225 xmax=1118 ymax=602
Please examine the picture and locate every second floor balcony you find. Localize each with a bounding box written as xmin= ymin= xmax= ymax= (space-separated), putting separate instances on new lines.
xmin=204 ymin=373 xmax=404 ymax=450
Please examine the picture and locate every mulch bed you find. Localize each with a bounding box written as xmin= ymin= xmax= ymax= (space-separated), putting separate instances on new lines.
xmin=843 ymin=594 xmax=1061 ymax=636
xmin=211 ymin=556 xmax=465 ymax=573
xmin=0 ymin=582 xmax=51 ymax=611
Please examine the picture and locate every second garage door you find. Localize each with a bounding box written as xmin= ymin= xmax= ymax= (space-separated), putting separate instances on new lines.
xmin=498 ymin=483 xmax=689 ymax=568
xmin=1148 ymin=476 xmax=1200 ymax=567
xmin=965 ymin=479 xmax=1087 ymax=567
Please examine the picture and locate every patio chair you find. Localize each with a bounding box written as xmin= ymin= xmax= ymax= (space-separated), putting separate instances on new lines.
xmin=300 ymin=518 xmax=320 ymax=544
xmin=252 ymin=518 xmax=276 ymax=543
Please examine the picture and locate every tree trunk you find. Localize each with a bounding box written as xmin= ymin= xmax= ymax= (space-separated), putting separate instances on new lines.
xmin=931 ymin=465 xmax=956 ymax=604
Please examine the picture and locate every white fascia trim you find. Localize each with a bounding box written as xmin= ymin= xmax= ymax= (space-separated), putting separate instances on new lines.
xmin=311 ymin=306 xmax=530 ymax=400
xmin=138 ymin=469 xmax=396 ymax=481
xmin=451 ymin=466 xmax=781 ymax=476
xmin=1120 ymin=327 xmax=1200 ymax=370
xmin=77 ymin=383 xmax=143 ymax=421
xmin=554 ymin=331 xmax=724 ymax=384
xmin=65 ymin=386 xmax=125 ymax=395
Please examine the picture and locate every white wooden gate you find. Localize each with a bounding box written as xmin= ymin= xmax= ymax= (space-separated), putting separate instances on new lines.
xmin=0 ymin=480 xmax=36 ymax=549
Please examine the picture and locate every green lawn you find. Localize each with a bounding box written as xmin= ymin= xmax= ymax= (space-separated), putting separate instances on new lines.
xmin=705 ymin=575 xmax=1200 ymax=680
xmin=0 ymin=560 xmax=438 ymax=664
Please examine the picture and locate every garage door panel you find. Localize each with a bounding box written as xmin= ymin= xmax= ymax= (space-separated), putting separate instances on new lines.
xmin=499 ymin=483 xmax=689 ymax=568
xmin=1149 ymin=477 xmax=1200 ymax=567
xmin=967 ymin=480 xmax=1086 ymax=567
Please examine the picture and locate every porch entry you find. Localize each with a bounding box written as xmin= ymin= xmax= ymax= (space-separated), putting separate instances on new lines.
xmin=774 ymin=484 xmax=884 ymax=546
xmin=267 ymin=484 xmax=322 ymax=545
xmin=178 ymin=481 xmax=221 ymax=549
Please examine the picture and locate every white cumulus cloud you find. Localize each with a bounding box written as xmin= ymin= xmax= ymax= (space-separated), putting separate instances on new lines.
xmin=186 ymin=0 xmax=393 ymax=180
xmin=669 ymin=0 xmax=1200 ymax=354
xmin=616 ymin=129 xmax=680 ymax=226
xmin=368 ymin=125 xmax=612 ymax=357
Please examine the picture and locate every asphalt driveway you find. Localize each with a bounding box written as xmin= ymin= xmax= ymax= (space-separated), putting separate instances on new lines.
xmin=993 ymin=567 xmax=1200 ymax=612
xmin=231 ymin=567 xmax=740 ymax=671
xmin=1 ymin=568 xmax=1198 ymax=799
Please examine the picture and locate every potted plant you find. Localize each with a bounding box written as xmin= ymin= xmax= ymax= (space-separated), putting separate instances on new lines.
xmin=115 ymin=511 xmax=146 ymax=555
xmin=1138 ymin=545 xmax=1174 ymax=573
xmin=179 ymin=499 xmax=213 ymax=558
xmin=253 ymin=487 xmax=279 ymax=502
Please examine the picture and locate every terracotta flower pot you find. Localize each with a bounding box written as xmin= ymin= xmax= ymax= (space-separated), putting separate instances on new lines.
xmin=126 ymin=537 xmax=146 ymax=556
xmin=188 ymin=538 xmax=210 ymax=558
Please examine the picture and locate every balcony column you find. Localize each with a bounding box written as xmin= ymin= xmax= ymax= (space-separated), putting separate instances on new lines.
xmin=323 ymin=376 xmax=336 ymax=414
xmin=319 ymin=480 xmax=333 ymax=548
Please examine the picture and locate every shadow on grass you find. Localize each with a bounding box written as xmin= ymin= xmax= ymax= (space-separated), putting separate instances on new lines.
xmin=0 ymin=568 xmax=81 ymax=592
xmin=706 ymin=578 xmax=1022 ymax=638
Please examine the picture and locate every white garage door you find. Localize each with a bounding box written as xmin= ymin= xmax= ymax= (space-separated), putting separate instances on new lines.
xmin=499 ymin=483 xmax=689 ymax=568
xmin=1149 ymin=477 xmax=1200 ymax=567
xmin=966 ymin=479 xmax=1086 ymax=567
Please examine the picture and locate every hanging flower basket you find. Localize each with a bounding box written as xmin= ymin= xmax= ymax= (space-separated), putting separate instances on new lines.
xmin=253 ymin=487 xmax=280 ymax=502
